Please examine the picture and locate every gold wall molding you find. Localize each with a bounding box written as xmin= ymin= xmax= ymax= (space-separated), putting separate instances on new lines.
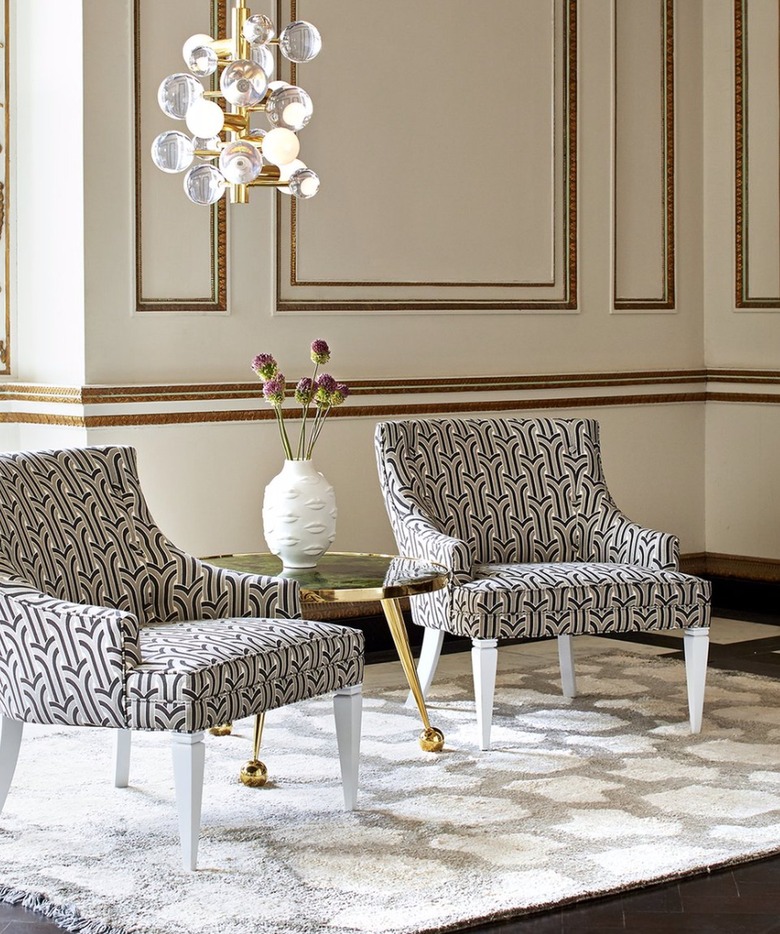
xmin=2 ymin=367 xmax=779 ymax=428
xmin=133 ymin=0 xmax=228 ymax=312
xmin=734 ymin=0 xmax=780 ymax=309
xmin=613 ymin=0 xmax=675 ymax=310
xmin=276 ymin=0 xmax=578 ymax=312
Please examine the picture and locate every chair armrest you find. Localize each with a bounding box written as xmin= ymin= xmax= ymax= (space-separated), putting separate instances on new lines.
xmin=154 ymin=556 xmax=302 ymax=622
xmin=587 ymin=506 xmax=680 ymax=571
xmin=0 ymin=583 xmax=141 ymax=727
xmin=401 ymin=517 xmax=473 ymax=584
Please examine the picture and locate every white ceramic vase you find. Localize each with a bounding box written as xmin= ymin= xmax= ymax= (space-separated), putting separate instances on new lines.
xmin=262 ymin=459 xmax=337 ymax=568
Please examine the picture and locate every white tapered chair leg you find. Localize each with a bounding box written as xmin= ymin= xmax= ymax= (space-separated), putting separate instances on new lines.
xmin=405 ymin=628 xmax=445 ymax=708
xmin=171 ymin=732 xmax=205 ymax=871
xmin=683 ymin=627 xmax=709 ymax=733
xmin=334 ymin=684 xmax=362 ymax=811
xmin=0 ymin=717 xmax=23 ymax=815
xmin=558 ymin=634 xmax=577 ymax=698
xmin=471 ymin=638 xmax=499 ymax=751
xmin=114 ymin=729 xmax=132 ymax=788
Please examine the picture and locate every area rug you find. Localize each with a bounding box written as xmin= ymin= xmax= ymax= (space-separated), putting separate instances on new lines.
xmin=1 ymin=645 xmax=779 ymax=934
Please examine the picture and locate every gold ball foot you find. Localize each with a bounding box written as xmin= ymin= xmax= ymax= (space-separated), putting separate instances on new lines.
xmin=419 ymin=727 xmax=445 ymax=752
xmin=209 ymin=723 xmax=233 ymax=737
xmin=239 ymin=759 xmax=268 ymax=787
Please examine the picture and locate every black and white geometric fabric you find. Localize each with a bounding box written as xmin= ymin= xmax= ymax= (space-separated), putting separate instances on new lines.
xmin=0 ymin=446 xmax=364 ymax=732
xmin=375 ymin=417 xmax=710 ymax=640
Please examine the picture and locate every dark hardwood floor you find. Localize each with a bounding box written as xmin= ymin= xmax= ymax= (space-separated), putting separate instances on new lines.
xmin=1 ymin=592 xmax=778 ymax=934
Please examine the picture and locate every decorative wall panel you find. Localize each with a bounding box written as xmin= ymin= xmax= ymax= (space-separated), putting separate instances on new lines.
xmin=276 ymin=0 xmax=577 ymax=312
xmin=134 ymin=0 xmax=227 ymax=311
xmin=735 ymin=0 xmax=780 ymax=308
xmin=613 ymin=0 xmax=675 ymax=310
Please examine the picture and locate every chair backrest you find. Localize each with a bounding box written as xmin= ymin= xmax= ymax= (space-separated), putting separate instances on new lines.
xmin=0 ymin=446 xmax=152 ymax=621
xmin=375 ymin=417 xmax=609 ymax=564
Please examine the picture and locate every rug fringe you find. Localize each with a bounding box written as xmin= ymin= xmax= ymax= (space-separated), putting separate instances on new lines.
xmin=0 ymin=885 xmax=129 ymax=934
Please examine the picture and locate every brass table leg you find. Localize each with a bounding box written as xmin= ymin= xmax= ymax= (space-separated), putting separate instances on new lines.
xmin=381 ymin=597 xmax=445 ymax=752
xmin=239 ymin=712 xmax=268 ymax=787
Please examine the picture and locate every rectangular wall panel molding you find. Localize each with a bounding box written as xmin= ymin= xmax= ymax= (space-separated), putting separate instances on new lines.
xmin=134 ymin=0 xmax=227 ymax=312
xmin=276 ymin=0 xmax=578 ymax=312
xmin=613 ymin=0 xmax=675 ymax=310
xmin=735 ymin=0 xmax=780 ymax=308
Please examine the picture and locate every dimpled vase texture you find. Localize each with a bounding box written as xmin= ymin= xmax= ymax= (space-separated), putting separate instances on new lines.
xmin=262 ymin=459 xmax=337 ymax=568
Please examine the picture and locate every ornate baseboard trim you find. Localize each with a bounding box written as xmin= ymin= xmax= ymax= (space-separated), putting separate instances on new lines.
xmin=681 ymin=551 xmax=780 ymax=583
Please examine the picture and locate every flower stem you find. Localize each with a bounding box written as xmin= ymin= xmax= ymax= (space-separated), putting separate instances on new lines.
xmin=274 ymin=406 xmax=294 ymax=460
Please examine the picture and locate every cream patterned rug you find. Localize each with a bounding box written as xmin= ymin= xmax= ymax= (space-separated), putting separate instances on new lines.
xmin=1 ymin=641 xmax=779 ymax=934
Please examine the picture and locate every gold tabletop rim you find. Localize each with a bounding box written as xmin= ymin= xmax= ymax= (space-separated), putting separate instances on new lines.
xmin=205 ymin=551 xmax=449 ymax=604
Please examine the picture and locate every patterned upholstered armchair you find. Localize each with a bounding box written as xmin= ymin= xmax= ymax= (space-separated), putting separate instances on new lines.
xmin=375 ymin=417 xmax=711 ymax=750
xmin=0 ymin=446 xmax=363 ymax=869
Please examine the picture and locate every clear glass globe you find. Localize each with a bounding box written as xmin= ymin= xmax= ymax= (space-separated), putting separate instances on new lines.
xmin=250 ymin=43 xmax=275 ymax=78
xmin=185 ymin=98 xmax=225 ymax=138
xmin=192 ymin=135 xmax=221 ymax=160
xmin=265 ymin=85 xmax=313 ymax=131
xmin=243 ymin=14 xmax=275 ymax=45
xmin=220 ymin=60 xmax=268 ymax=107
xmin=279 ymin=21 xmax=322 ymax=64
xmin=286 ymin=167 xmax=320 ymax=199
xmin=158 ymin=73 xmax=203 ymax=120
xmin=183 ymin=33 xmax=214 ymax=62
xmin=262 ymin=127 xmax=301 ymax=166
xmin=188 ymin=45 xmax=218 ymax=77
xmin=151 ymin=131 xmax=195 ymax=173
xmin=183 ymin=164 xmax=226 ymax=204
xmin=278 ymin=158 xmax=306 ymax=195
xmin=219 ymin=140 xmax=263 ymax=184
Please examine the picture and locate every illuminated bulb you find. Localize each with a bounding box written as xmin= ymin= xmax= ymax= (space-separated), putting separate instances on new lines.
xmin=262 ymin=127 xmax=300 ymax=166
xmin=278 ymin=159 xmax=306 ymax=195
xmin=266 ymin=85 xmax=313 ymax=131
xmin=185 ymin=98 xmax=225 ymax=138
xmin=183 ymin=33 xmax=214 ymax=62
xmin=286 ymin=167 xmax=320 ymax=199
xmin=188 ymin=45 xmax=218 ymax=77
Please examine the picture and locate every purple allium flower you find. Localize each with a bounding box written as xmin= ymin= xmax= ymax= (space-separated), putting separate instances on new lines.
xmin=310 ymin=339 xmax=331 ymax=365
xmin=331 ymin=382 xmax=350 ymax=407
xmin=315 ymin=373 xmax=337 ymax=407
xmin=262 ymin=375 xmax=286 ymax=405
xmin=295 ymin=377 xmax=315 ymax=405
xmin=252 ymin=353 xmax=278 ymax=380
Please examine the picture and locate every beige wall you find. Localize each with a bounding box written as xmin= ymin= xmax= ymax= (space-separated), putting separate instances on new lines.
xmin=6 ymin=0 xmax=779 ymax=567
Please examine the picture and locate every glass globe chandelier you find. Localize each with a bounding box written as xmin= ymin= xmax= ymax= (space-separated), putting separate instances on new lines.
xmin=151 ymin=0 xmax=321 ymax=205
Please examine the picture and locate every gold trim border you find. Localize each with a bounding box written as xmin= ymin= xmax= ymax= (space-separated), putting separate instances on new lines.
xmin=133 ymin=0 xmax=228 ymax=312
xmin=277 ymin=0 xmax=578 ymax=310
xmin=1 ymin=367 xmax=778 ymax=428
xmin=734 ymin=0 xmax=780 ymax=309
xmin=613 ymin=0 xmax=675 ymax=310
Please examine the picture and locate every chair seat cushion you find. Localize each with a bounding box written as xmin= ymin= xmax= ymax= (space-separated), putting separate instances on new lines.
xmin=450 ymin=562 xmax=710 ymax=640
xmin=127 ymin=618 xmax=364 ymax=733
